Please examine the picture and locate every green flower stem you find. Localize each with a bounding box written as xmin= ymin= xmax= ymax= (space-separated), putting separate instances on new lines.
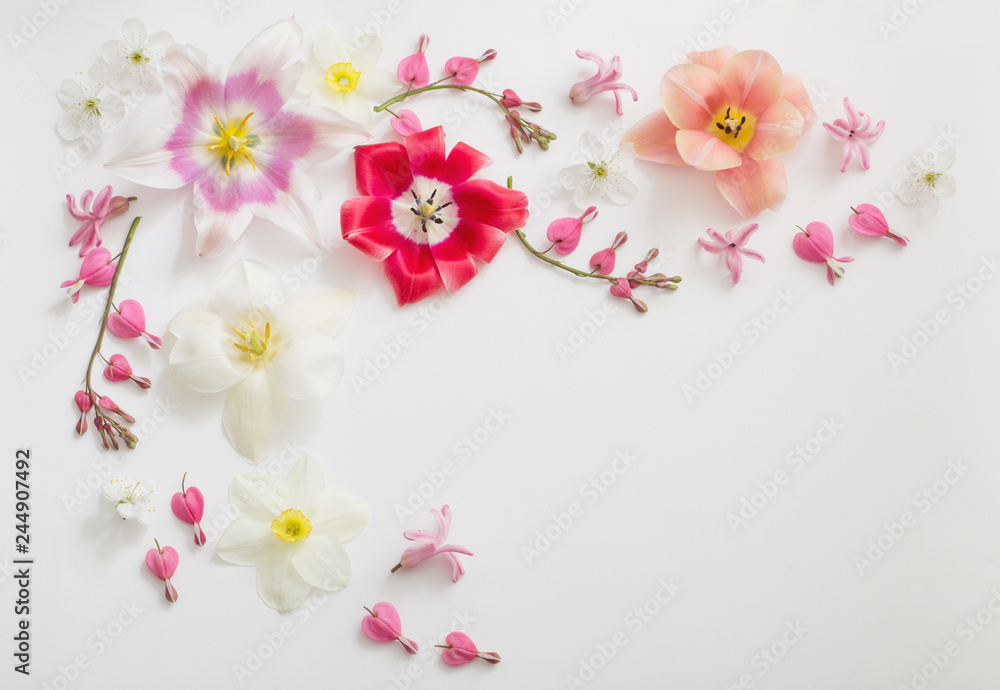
xmin=515 ymin=229 xmax=616 ymax=284
xmin=375 ymin=84 xmax=503 ymax=113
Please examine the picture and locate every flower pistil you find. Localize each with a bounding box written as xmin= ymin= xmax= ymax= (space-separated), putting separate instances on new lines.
xmin=207 ymin=112 xmax=258 ymax=176
xmin=271 ymin=508 xmax=312 ymax=542
xmin=713 ymin=106 xmax=756 ymax=152
xmin=232 ymin=319 xmax=271 ymax=360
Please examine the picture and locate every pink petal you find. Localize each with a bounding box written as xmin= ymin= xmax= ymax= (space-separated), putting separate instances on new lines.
xmin=620 ymin=109 xmax=684 ymax=165
xmin=224 ymin=18 xmax=302 ymax=123
xmin=449 ymin=219 xmax=509 ymax=264
xmin=610 ymin=277 xmax=632 ymax=298
xmin=659 ymin=63 xmax=725 ymax=130
xmin=714 ymin=157 xmax=787 ymax=217
xmin=445 ymin=56 xmax=479 ymax=86
xmin=108 ymin=299 xmax=147 ymax=338
xmin=442 ymin=631 xmax=478 ymax=665
xmin=107 ymin=123 xmax=203 ymax=190
xmin=354 ymin=142 xmax=414 ymax=199
xmin=191 ymin=181 xmax=255 ymax=257
xmin=839 ymin=142 xmax=854 ymax=173
xmin=590 ymin=248 xmax=616 ymax=275
xmin=104 ymin=353 xmax=133 ymax=382
xmin=341 ymin=197 xmax=407 ymax=260
xmin=546 ymin=217 xmax=583 ymax=255
xmin=264 ymin=104 xmax=369 ymax=166
xmin=686 ymin=46 xmax=738 ymax=73
xmin=172 ymin=486 xmax=205 ymax=524
xmin=781 ymin=74 xmax=816 ymax=131
xmin=390 ymin=110 xmax=423 ymax=137
xmin=362 ymin=602 xmax=403 ymax=641
xmin=849 ymin=204 xmax=889 ymax=237
xmin=674 ymin=130 xmax=742 ymax=171
xmin=397 ymin=53 xmax=429 ymax=89
xmin=733 ymin=223 xmax=760 ymax=246
xmin=450 ymin=179 xmax=528 ymax=232
xmin=745 ymin=99 xmax=803 ymax=161
xmin=719 ymin=50 xmax=784 ymax=116
xmin=163 ymin=44 xmax=224 ymax=133
xmin=724 ymin=248 xmax=744 ymax=283
xmin=145 ymin=545 xmax=179 ymax=580
xmin=404 ymin=127 xmax=447 ymax=179
xmin=804 ymin=221 xmax=835 ymax=256
xmin=383 ymin=241 xmax=443 ymax=305
xmin=429 ymin=236 xmax=479 ymax=293
xmin=792 ymin=232 xmax=827 ymax=263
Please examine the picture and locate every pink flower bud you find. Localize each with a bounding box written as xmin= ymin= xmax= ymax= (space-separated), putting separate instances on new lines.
xmin=439 ymin=631 xmax=501 ymax=666
xmin=445 ymin=56 xmax=479 ymax=86
xmin=390 ymin=109 xmax=423 ymax=137
xmin=546 ymin=207 xmax=598 ymax=256
xmin=478 ymin=49 xmax=497 ymax=63
xmin=145 ymin=541 xmax=179 ymax=603
xmin=362 ymin=602 xmax=419 ymax=654
xmin=107 ymin=299 xmax=162 ymax=349
xmin=171 ymin=473 xmax=207 ymax=546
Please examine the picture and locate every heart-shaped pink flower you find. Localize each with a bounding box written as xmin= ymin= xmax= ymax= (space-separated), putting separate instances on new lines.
xmin=60 ymin=247 xmax=117 ymax=303
xmin=792 ymin=222 xmax=854 ymax=286
xmin=445 ymin=56 xmax=479 ymax=86
xmin=848 ymin=204 xmax=907 ymax=246
xmin=390 ymin=109 xmax=423 ymax=137
xmin=171 ymin=473 xmax=206 ymax=546
xmin=107 ymin=299 xmax=162 ymax=349
xmin=546 ymin=206 xmax=598 ymax=256
xmin=103 ymin=353 xmax=152 ymax=389
xmin=439 ymin=631 xmax=501 ymax=666
xmin=362 ymin=602 xmax=419 ymax=654
xmin=145 ymin=541 xmax=179 ymax=603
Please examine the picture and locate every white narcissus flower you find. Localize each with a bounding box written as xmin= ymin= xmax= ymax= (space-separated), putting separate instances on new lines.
xmin=56 ymin=63 xmax=125 ymax=143
xmin=102 ymin=477 xmax=155 ymax=525
xmin=897 ymin=147 xmax=957 ymax=217
xmin=297 ymin=28 xmax=400 ymax=130
xmin=102 ymin=18 xmax=174 ymax=91
xmin=216 ymin=455 xmax=369 ymax=611
xmin=558 ymin=132 xmax=638 ymax=209
xmin=168 ymin=260 xmax=354 ymax=463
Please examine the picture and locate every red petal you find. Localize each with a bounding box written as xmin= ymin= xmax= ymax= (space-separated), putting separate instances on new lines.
xmin=449 ymin=219 xmax=508 ymax=263
xmin=451 ymin=179 xmax=528 ymax=232
xmin=403 ymin=127 xmax=447 ymax=179
xmin=354 ymin=142 xmax=413 ymax=198
xmin=382 ymin=241 xmax=443 ymax=305
xmin=442 ymin=141 xmax=493 ymax=185
xmin=341 ymin=197 xmax=407 ymax=261
xmin=430 ymin=236 xmax=479 ymax=293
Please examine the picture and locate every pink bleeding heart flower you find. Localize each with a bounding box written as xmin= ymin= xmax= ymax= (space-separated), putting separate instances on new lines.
xmin=390 ymin=109 xmax=423 ymax=137
xmin=793 ymin=222 xmax=854 ymax=286
xmin=823 ymin=98 xmax=885 ymax=173
xmin=590 ymin=231 xmax=627 ymax=275
xmin=66 ymin=185 xmax=134 ymax=257
xmin=171 ymin=473 xmax=207 ymax=546
xmin=445 ymin=56 xmax=480 ymax=86
xmin=546 ymin=206 xmax=598 ymax=256
xmin=391 ymin=504 xmax=473 ymax=582
xmin=438 ymin=631 xmax=501 ymax=666
xmin=74 ymin=390 xmax=94 ymax=435
xmin=849 ymin=204 xmax=907 ymax=246
xmin=107 ymin=299 xmax=162 ymax=349
xmin=610 ymin=276 xmax=648 ymax=312
xmin=697 ymin=223 xmax=766 ymax=284
xmin=60 ymin=247 xmax=117 ymax=304
xmin=499 ymin=89 xmax=541 ymax=112
xmin=103 ymin=353 xmax=152 ymax=389
xmin=362 ymin=602 xmax=419 ymax=654
xmin=97 ymin=396 xmax=136 ymax=423
xmin=569 ymin=50 xmax=638 ymax=116
xmin=145 ymin=540 xmax=179 ymax=603
xmin=397 ymin=34 xmax=430 ymax=89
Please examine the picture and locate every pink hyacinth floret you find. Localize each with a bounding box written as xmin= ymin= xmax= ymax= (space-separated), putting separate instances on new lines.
xmin=66 ymin=185 xmax=133 ymax=257
xmin=569 ymin=50 xmax=638 ymax=116
xmin=823 ymin=98 xmax=885 ymax=173
xmin=392 ymin=504 xmax=472 ymax=582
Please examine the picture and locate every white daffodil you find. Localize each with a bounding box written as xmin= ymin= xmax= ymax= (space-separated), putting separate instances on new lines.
xmin=558 ymin=132 xmax=638 ymax=210
xmin=56 ymin=63 xmax=124 ymax=143
xmin=216 ymin=455 xmax=369 ymax=611
xmin=168 ymin=260 xmax=354 ymax=463
xmin=101 ymin=18 xmax=174 ymax=92
xmin=897 ymin=146 xmax=957 ymax=216
xmin=102 ymin=477 xmax=155 ymax=525
xmin=297 ymin=27 xmax=400 ymax=130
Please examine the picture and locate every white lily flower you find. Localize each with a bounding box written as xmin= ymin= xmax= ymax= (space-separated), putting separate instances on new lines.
xmin=56 ymin=63 xmax=125 ymax=144
xmin=558 ymin=132 xmax=638 ymax=209
xmin=296 ymin=27 xmax=400 ymax=130
xmin=216 ymin=455 xmax=369 ymax=611
xmin=897 ymin=146 xmax=957 ymax=217
xmin=102 ymin=18 xmax=174 ymax=91
xmin=168 ymin=260 xmax=354 ymax=463
xmin=102 ymin=477 xmax=155 ymax=525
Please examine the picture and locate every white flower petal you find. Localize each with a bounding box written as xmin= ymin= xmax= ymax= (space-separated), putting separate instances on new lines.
xmin=191 ymin=179 xmax=255 ymax=258
xmin=223 ymin=368 xmax=288 ymax=463
xmin=256 ymin=547 xmax=312 ymax=611
xmin=297 ymin=62 xmax=326 ymax=96
xmin=933 ymin=146 xmax=956 ymax=171
xmin=558 ymin=164 xmax=594 ymax=192
xmin=615 ymin=142 xmax=636 ymax=166
xmin=310 ymin=89 xmax=372 ymax=129
xmin=283 ymin=455 xmax=326 ymax=508
xmin=56 ymin=79 xmax=86 ymax=108
xmin=350 ymin=33 xmax=383 ymax=71
xmin=167 ymin=300 xmax=228 ymax=338
xmin=228 ymin=17 xmax=302 ymax=94
xmin=169 ymin=325 xmax=252 ymax=393
xmin=356 ymin=67 xmax=400 ymax=102
xmin=211 ymin=260 xmax=285 ymax=327
xmin=86 ymin=62 xmax=108 ymax=93
xmin=935 ymin=173 xmax=957 ymax=198
xmin=229 ymin=472 xmax=285 ymax=521
xmin=290 ymin=534 xmax=351 ymax=591
xmin=268 ymin=334 xmax=344 ymax=400
xmin=579 ymin=131 xmax=608 ymax=160
xmin=313 ymin=26 xmax=348 ymax=66
xmin=244 ymin=165 xmax=322 ymax=245
xmin=282 ymin=104 xmax=370 ymax=164
xmin=573 ymin=185 xmax=596 ymax=210
xmin=919 ymin=196 xmax=940 ymax=217
xmin=121 ymin=17 xmax=147 ymax=46
xmin=278 ymin=287 xmax=355 ymax=339
xmin=56 ymin=112 xmax=88 ymax=142
xmin=605 ymin=176 xmax=638 ymax=205
xmin=216 ymin=517 xmax=275 ymax=565
xmin=105 ymin=123 xmax=193 ymax=189
xmin=116 ymin=503 xmax=138 ymax=520
xmin=163 ymin=44 xmax=223 ymax=132
xmin=310 ymin=493 xmax=369 ymax=543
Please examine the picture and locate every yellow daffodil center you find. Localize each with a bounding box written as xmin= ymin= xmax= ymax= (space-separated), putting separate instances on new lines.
xmin=271 ymin=509 xmax=312 ymax=542
xmin=206 ymin=112 xmax=257 ymax=176
xmin=232 ymin=319 xmax=271 ymax=361
xmin=325 ymin=62 xmax=361 ymax=93
xmin=712 ymin=106 xmax=757 ymax=153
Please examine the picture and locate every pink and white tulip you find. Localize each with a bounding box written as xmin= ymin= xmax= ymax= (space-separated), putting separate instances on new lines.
xmin=61 ymin=247 xmax=116 ymax=304
xmin=438 ymin=631 xmax=501 ymax=666
xmin=362 ymin=602 xmax=419 ymax=654
xmin=697 ymin=223 xmax=766 ymax=284
xmin=392 ymin=505 xmax=472 ymax=582
xmin=105 ymin=18 xmax=368 ymax=257
xmin=66 ymin=186 xmax=133 ymax=256
xmin=793 ymin=222 xmax=854 ymax=286
xmin=569 ymin=50 xmax=638 ymax=116
xmin=849 ymin=204 xmax=907 ymax=246
xmin=823 ymin=98 xmax=884 ymax=172
xmin=107 ymin=299 xmax=162 ymax=349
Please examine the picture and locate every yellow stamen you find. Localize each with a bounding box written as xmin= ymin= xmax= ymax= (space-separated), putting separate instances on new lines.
xmin=232 ymin=319 xmax=271 ymax=360
xmin=271 ymin=509 xmax=312 ymax=542
xmin=206 ymin=112 xmax=258 ymax=176
xmin=710 ymin=105 xmax=757 ymax=153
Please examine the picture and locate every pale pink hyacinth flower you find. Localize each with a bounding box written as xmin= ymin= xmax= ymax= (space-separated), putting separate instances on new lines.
xmin=697 ymin=223 xmax=766 ymax=284
xmin=390 ymin=109 xmax=422 ymax=137
xmin=107 ymin=299 xmax=162 ymax=349
xmin=105 ymin=18 xmax=368 ymax=257
xmin=66 ymin=186 xmax=133 ymax=256
xmin=546 ymin=206 xmax=599 ymax=256
xmin=849 ymin=204 xmax=907 ymax=246
xmin=823 ymin=97 xmax=885 ymax=172
xmin=438 ymin=631 xmax=501 ymax=666
xmin=145 ymin=540 xmax=179 ymax=603
xmin=362 ymin=602 xmax=419 ymax=654
xmin=391 ymin=505 xmax=472 ymax=582
xmin=793 ymin=222 xmax=854 ymax=286
xmin=397 ymin=34 xmax=430 ymax=89
xmin=103 ymin=353 xmax=152 ymax=389
xmin=589 ymin=231 xmax=627 ymax=275
xmin=61 ymin=247 xmax=116 ymax=303
xmin=569 ymin=50 xmax=638 ymax=116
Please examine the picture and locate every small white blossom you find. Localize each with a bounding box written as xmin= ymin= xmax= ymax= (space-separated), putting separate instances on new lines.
xmin=102 ymin=18 xmax=174 ymax=91
xmin=559 ymin=132 xmax=638 ymax=209
xmin=897 ymin=146 xmax=957 ymax=217
xmin=56 ymin=63 xmax=124 ymax=144
xmin=102 ymin=477 xmax=154 ymax=525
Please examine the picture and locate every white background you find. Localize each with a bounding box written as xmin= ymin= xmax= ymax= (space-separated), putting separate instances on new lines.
xmin=2 ymin=0 xmax=999 ymax=688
